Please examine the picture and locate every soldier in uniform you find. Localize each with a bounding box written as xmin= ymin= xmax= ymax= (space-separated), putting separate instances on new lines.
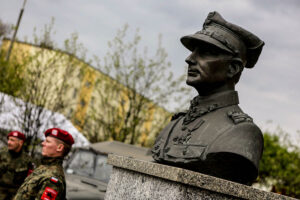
xmin=14 ymin=128 xmax=74 ymax=200
xmin=0 ymin=131 xmax=33 ymax=200
xmin=152 ymin=11 xmax=265 ymax=185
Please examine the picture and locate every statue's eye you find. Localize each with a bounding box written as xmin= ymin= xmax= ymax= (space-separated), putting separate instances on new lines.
xmin=209 ymin=47 xmax=222 ymax=55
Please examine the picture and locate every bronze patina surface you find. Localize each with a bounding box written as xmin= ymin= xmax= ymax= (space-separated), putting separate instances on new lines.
xmin=152 ymin=11 xmax=264 ymax=185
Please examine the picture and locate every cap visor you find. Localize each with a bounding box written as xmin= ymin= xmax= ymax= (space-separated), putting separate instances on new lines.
xmin=180 ymin=34 xmax=232 ymax=54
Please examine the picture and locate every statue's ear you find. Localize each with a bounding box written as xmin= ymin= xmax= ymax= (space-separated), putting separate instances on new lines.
xmin=227 ymin=60 xmax=243 ymax=78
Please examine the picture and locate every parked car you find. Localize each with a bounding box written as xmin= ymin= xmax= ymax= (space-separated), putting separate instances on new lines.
xmin=64 ymin=141 xmax=153 ymax=200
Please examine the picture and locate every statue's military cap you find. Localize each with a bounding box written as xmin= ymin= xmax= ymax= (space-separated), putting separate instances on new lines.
xmin=181 ymin=11 xmax=264 ymax=68
xmin=44 ymin=128 xmax=74 ymax=145
xmin=7 ymin=131 xmax=26 ymax=141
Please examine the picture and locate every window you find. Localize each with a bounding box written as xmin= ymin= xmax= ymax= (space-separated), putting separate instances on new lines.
xmin=67 ymin=108 xmax=73 ymax=118
xmin=73 ymin=88 xmax=78 ymax=98
xmin=68 ymin=150 xmax=95 ymax=177
xmin=66 ymin=150 xmax=113 ymax=183
xmin=94 ymin=154 xmax=113 ymax=183
xmin=80 ymin=99 xmax=86 ymax=107
xmin=85 ymin=81 xmax=91 ymax=88
xmin=74 ymin=119 xmax=81 ymax=126
xmin=121 ymin=99 xmax=126 ymax=106
xmin=91 ymin=97 xmax=95 ymax=105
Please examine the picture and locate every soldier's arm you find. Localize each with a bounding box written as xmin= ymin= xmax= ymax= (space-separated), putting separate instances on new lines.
xmin=36 ymin=177 xmax=64 ymax=200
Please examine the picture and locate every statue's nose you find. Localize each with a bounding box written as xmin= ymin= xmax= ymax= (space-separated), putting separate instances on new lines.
xmin=185 ymin=54 xmax=196 ymax=65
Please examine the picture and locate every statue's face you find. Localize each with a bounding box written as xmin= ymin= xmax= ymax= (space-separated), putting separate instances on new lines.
xmin=185 ymin=45 xmax=233 ymax=88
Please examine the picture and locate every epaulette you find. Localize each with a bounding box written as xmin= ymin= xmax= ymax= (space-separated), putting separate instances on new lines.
xmin=227 ymin=111 xmax=253 ymax=124
xmin=171 ymin=111 xmax=187 ymax=121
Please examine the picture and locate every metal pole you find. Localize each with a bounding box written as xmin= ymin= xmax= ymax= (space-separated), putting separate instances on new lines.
xmin=5 ymin=0 xmax=27 ymax=62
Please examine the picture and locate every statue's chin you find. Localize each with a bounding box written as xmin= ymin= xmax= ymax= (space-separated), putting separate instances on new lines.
xmin=186 ymin=78 xmax=200 ymax=87
xmin=186 ymin=79 xmax=206 ymax=90
xmin=186 ymin=80 xmax=230 ymax=95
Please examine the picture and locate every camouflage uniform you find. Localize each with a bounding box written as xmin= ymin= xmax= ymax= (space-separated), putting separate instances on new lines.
xmin=13 ymin=157 xmax=66 ymax=200
xmin=0 ymin=147 xmax=33 ymax=200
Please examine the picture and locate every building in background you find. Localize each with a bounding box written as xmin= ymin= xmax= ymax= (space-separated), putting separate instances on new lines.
xmin=0 ymin=39 xmax=171 ymax=146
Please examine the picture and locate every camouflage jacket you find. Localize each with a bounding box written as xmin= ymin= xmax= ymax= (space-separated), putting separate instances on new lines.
xmin=14 ymin=157 xmax=66 ymax=200
xmin=0 ymin=147 xmax=33 ymax=200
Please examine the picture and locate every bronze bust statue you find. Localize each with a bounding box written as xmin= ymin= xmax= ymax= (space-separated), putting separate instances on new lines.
xmin=152 ymin=11 xmax=264 ymax=185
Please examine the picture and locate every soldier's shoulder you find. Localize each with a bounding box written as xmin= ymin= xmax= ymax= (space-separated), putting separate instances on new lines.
xmin=43 ymin=175 xmax=64 ymax=184
xmin=40 ymin=169 xmax=65 ymax=187
xmin=35 ymin=164 xmax=62 ymax=179
xmin=43 ymin=165 xmax=64 ymax=175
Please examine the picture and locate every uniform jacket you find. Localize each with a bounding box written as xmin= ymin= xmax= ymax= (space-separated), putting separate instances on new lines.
xmin=14 ymin=157 xmax=66 ymax=200
xmin=152 ymin=91 xmax=264 ymax=184
xmin=0 ymin=147 xmax=32 ymax=200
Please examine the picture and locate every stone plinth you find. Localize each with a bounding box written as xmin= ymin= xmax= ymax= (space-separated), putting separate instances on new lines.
xmin=105 ymin=154 xmax=297 ymax=200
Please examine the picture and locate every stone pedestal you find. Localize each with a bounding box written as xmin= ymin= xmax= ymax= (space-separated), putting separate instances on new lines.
xmin=105 ymin=154 xmax=296 ymax=200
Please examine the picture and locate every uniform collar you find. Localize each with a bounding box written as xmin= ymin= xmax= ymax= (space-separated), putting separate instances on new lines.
xmin=8 ymin=148 xmax=24 ymax=158
xmin=190 ymin=90 xmax=239 ymax=108
xmin=41 ymin=156 xmax=64 ymax=165
xmin=183 ymin=90 xmax=239 ymax=125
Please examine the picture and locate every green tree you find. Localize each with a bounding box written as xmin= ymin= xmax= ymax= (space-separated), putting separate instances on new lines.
xmin=82 ymin=25 xmax=190 ymax=146
xmin=0 ymin=50 xmax=24 ymax=97
xmin=0 ymin=19 xmax=12 ymax=40
xmin=258 ymin=131 xmax=300 ymax=198
xmin=0 ymin=19 xmax=22 ymax=100
xmin=0 ymin=19 xmax=24 ymax=133
xmin=0 ymin=18 xmax=18 ymax=145
xmin=0 ymin=19 xmax=87 ymax=155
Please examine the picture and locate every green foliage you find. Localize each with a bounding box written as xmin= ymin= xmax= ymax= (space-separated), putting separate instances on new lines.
xmin=0 ymin=19 xmax=12 ymax=39
xmin=258 ymin=131 xmax=300 ymax=198
xmin=0 ymin=19 xmax=86 ymax=156
xmin=0 ymin=51 xmax=24 ymax=96
xmin=83 ymin=25 xmax=190 ymax=146
xmin=0 ymin=18 xmax=24 ymax=95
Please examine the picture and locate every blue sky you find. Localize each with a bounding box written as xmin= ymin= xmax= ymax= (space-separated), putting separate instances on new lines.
xmin=1 ymin=0 xmax=300 ymax=142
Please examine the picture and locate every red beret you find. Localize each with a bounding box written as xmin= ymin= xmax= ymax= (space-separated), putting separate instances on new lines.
xmin=7 ymin=131 xmax=26 ymax=141
xmin=44 ymin=128 xmax=74 ymax=146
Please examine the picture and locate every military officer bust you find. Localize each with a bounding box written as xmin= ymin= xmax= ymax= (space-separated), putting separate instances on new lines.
xmin=152 ymin=11 xmax=265 ymax=185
